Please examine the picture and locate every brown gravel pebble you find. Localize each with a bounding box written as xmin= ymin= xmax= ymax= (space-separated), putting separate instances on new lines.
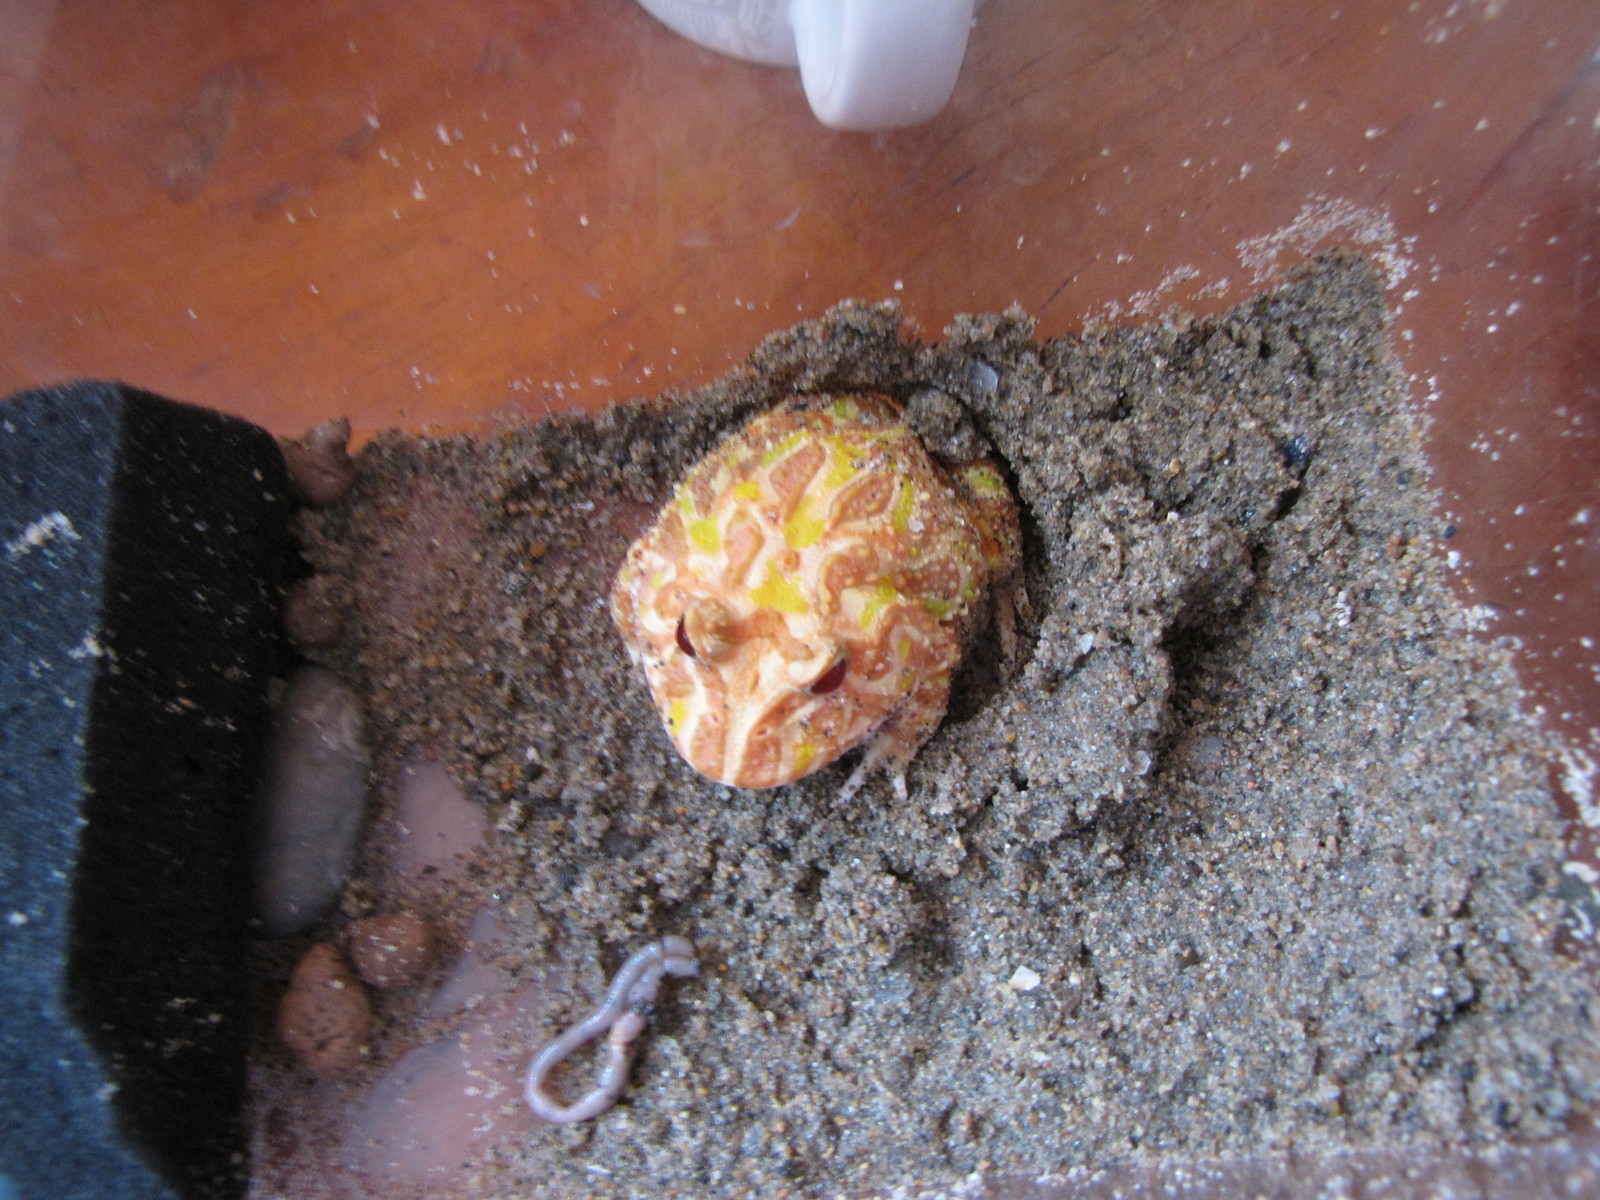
xmin=282 ymin=573 xmax=346 ymax=649
xmin=281 ymin=416 xmax=358 ymax=508
xmin=345 ymin=911 xmax=437 ymax=989
xmin=275 ymin=942 xmax=371 ymax=1077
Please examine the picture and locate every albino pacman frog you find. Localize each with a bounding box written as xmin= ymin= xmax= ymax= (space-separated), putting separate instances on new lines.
xmin=611 ymin=392 xmax=1021 ymax=802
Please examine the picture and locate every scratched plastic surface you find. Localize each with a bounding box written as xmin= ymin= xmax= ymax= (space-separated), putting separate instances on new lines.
xmin=2 ymin=1 xmax=1597 ymax=1195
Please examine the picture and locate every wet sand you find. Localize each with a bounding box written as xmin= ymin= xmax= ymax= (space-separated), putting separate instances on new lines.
xmin=252 ymin=254 xmax=1600 ymax=1198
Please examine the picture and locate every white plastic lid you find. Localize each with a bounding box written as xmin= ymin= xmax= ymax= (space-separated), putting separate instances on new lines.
xmin=790 ymin=0 xmax=975 ymax=130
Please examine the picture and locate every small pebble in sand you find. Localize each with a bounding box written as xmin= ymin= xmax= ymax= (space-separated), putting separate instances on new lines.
xmin=253 ymin=665 xmax=372 ymax=937
xmin=524 ymin=936 xmax=699 ymax=1124
xmin=281 ymin=416 xmax=358 ymax=508
xmin=1007 ymin=966 xmax=1043 ymax=992
xmin=277 ymin=942 xmax=372 ymax=1077
xmin=347 ymin=912 xmax=437 ymax=990
xmin=282 ymin=573 xmax=346 ymax=649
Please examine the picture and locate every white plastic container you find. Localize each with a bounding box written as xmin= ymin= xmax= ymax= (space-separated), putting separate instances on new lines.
xmin=634 ymin=0 xmax=978 ymax=130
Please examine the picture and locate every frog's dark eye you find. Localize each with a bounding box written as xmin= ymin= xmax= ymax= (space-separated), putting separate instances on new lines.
xmin=807 ymin=656 xmax=848 ymax=695
xmin=675 ymin=615 xmax=697 ymax=658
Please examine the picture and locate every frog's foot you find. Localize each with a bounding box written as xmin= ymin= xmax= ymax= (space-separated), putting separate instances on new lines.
xmin=835 ymin=668 xmax=951 ymax=804
xmin=837 ymin=750 xmax=907 ymax=805
xmin=993 ymin=572 xmax=1034 ymax=664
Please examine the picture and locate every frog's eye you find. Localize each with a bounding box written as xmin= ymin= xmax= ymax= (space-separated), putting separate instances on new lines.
xmin=807 ymin=655 xmax=848 ymax=696
xmin=679 ymin=596 xmax=734 ymax=662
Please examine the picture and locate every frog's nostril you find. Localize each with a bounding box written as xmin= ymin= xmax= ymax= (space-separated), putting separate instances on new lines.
xmin=675 ymin=614 xmax=697 ymax=658
xmin=808 ymin=656 xmax=848 ymax=695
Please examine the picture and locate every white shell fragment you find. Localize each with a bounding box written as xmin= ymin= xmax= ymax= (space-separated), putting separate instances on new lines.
xmin=1007 ymin=966 xmax=1043 ymax=993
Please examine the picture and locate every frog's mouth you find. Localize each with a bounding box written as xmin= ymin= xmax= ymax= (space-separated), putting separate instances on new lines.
xmin=650 ymin=601 xmax=897 ymax=791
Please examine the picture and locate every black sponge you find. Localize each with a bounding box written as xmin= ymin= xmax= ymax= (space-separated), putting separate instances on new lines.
xmin=0 ymin=383 xmax=291 ymax=1200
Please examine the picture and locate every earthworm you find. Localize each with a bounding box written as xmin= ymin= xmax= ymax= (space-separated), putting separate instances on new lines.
xmin=524 ymin=935 xmax=699 ymax=1123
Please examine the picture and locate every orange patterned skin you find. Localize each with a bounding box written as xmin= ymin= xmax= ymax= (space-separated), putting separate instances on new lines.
xmin=611 ymin=393 xmax=1020 ymax=801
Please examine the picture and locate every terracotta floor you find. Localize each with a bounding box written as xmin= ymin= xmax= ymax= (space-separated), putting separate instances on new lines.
xmin=3 ymin=0 xmax=1598 ymax=876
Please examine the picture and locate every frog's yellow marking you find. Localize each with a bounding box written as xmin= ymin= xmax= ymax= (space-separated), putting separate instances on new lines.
xmin=891 ymin=478 xmax=915 ymax=535
xmin=963 ymin=464 xmax=1007 ymax=497
xmin=827 ymin=445 xmax=856 ymax=485
xmin=611 ymin=392 xmax=1020 ymax=799
xmin=688 ymin=517 xmax=721 ymax=554
xmin=750 ymin=563 xmax=808 ymax=614
xmin=761 ymin=431 xmax=808 ymax=468
xmin=792 ymin=742 xmax=817 ymax=776
xmin=857 ymin=581 xmax=900 ymax=630
xmin=783 ymin=498 xmax=827 ymax=550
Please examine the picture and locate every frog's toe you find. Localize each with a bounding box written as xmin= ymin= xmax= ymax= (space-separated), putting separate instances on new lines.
xmin=837 ymin=757 xmax=872 ymax=804
xmin=834 ymin=753 xmax=908 ymax=804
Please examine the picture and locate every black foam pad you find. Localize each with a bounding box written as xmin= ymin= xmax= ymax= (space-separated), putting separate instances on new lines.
xmin=0 ymin=383 xmax=290 ymax=1200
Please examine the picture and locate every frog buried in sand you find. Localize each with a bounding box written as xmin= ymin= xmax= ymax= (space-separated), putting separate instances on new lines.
xmin=611 ymin=392 xmax=1022 ymax=802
